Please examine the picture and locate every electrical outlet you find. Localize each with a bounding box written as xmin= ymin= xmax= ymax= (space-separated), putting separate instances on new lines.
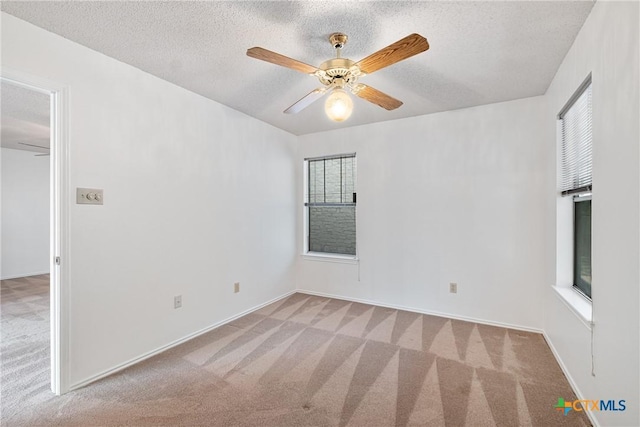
xmin=449 ymin=283 xmax=458 ymax=294
xmin=234 ymin=282 xmax=240 ymax=293
xmin=174 ymin=295 xmax=182 ymax=309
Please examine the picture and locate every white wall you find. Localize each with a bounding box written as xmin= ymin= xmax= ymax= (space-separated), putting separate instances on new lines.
xmin=1 ymin=147 xmax=50 ymax=279
xmin=1 ymin=13 xmax=297 ymax=387
xmin=543 ymin=2 xmax=639 ymax=426
xmin=296 ymin=95 xmax=547 ymax=331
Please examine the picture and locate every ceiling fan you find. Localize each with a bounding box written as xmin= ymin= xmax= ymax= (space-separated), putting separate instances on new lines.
xmin=19 ymin=142 xmax=50 ymax=156
xmin=247 ymin=33 xmax=429 ymax=122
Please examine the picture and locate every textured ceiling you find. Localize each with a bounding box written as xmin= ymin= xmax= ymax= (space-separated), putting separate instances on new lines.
xmin=1 ymin=81 xmax=50 ymax=153
xmin=1 ymin=1 xmax=594 ymax=136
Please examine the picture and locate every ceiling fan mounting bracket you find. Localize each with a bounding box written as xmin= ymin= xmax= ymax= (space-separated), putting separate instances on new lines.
xmin=328 ymin=33 xmax=348 ymax=49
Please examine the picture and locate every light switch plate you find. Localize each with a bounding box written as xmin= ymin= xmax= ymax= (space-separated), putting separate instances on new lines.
xmin=77 ymin=188 xmax=103 ymax=205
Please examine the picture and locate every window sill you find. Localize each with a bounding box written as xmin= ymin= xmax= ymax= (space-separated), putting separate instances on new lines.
xmin=552 ymin=286 xmax=593 ymax=330
xmin=301 ymin=252 xmax=359 ymax=264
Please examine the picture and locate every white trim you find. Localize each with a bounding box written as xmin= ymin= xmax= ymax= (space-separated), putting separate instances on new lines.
xmin=53 ymin=82 xmax=71 ymax=396
xmin=0 ymin=68 xmax=70 ymax=396
xmin=1 ymin=271 xmax=50 ymax=281
xmin=296 ymin=289 xmax=543 ymax=334
xmin=302 ymin=159 xmax=308 ymax=256
xmin=552 ymin=286 xmax=593 ymax=329
xmin=68 ymin=290 xmax=295 ymax=391
xmin=543 ymin=331 xmax=600 ymax=427
xmin=301 ymin=253 xmax=359 ymax=264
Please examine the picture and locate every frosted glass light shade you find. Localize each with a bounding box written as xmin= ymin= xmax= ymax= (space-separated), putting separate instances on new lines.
xmin=324 ymin=88 xmax=353 ymax=122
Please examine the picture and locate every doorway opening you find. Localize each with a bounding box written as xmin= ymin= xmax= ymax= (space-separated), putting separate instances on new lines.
xmin=1 ymin=73 xmax=68 ymax=401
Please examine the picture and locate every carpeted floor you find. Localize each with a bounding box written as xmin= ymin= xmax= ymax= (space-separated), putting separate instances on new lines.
xmin=1 ymin=274 xmax=51 ymax=418
xmin=1 ymin=280 xmax=590 ymax=426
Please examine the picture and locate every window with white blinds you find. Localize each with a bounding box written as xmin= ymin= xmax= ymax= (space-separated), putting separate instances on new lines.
xmin=559 ymin=81 xmax=592 ymax=196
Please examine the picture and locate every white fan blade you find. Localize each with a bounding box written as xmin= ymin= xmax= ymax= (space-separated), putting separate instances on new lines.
xmin=19 ymin=142 xmax=50 ymax=150
xmin=284 ymin=87 xmax=328 ymax=114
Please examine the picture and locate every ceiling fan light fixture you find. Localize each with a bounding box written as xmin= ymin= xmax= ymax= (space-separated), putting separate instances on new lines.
xmin=247 ymin=33 xmax=429 ymax=119
xmin=324 ymin=88 xmax=353 ymax=122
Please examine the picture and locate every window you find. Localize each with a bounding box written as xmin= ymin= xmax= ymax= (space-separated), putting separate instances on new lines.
xmin=559 ymin=79 xmax=592 ymax=298
xmin=304 ymin=154 xmax=356 ymax=256
xmin=574 ymin=197 xmax=591 ymax=298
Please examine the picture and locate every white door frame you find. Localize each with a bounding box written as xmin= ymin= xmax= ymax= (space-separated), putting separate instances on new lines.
xmin=1 ymin=68 xmax=69 ymax=395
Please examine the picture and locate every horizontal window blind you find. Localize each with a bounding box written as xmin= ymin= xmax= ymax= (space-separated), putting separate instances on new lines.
xmin=560 ymin=82 xmax=592 ymax=195
xmin=306 ymin=155 xmax=356 ymax=205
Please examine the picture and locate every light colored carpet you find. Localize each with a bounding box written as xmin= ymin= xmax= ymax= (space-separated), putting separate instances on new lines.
xmin=1 ymin=274 xmax=52 ymax=418
xmin=1 ymin=282 xmax=590 ymax=426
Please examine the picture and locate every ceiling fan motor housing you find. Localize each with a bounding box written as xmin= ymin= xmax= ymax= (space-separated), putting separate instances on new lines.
xmin=317 ymin=58 xmax=360 ymax=87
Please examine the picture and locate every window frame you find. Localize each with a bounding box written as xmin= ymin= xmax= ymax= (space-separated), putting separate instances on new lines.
xmin=303 ymin=153 xmax=358 ymax=261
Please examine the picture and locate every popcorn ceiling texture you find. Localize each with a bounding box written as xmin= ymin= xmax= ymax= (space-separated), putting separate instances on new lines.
xmin=1 ymin=82 xmax=50 ymax=152
xmin=1 ymin=1 xmax=594 ymax=135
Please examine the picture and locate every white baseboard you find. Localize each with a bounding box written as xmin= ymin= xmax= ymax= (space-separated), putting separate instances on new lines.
xmin=69 ymin=290 xmax=295 ymax=392
xmin=1 ymin=270 xmax=50 ymax=280
xmin=543 ymin=332 xmax=600 ymax=427
xmin=296 ymin=289 xmax=544 ymax=334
